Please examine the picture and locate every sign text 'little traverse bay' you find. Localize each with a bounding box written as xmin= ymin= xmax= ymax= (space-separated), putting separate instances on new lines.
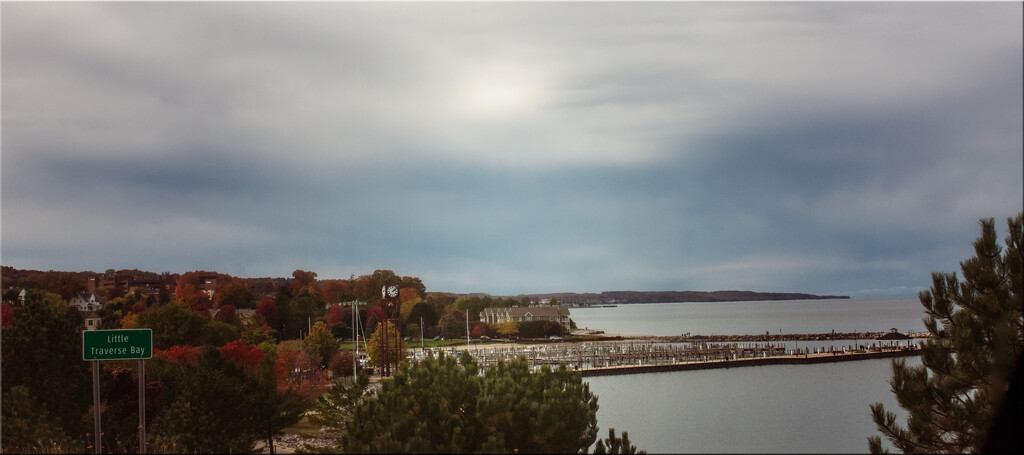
xmin=83 ymin=329 xmax=153 ymax=361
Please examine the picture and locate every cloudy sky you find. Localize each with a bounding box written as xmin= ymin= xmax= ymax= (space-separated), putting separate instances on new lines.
xmin=2 ymin=2 xmax=1021 ymax=297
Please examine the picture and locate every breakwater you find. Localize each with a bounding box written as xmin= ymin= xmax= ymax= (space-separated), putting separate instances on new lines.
xmin=579 ymin=348 xmax=919 ymax=377
xmin=626 ymin=331 xmax=930 ymax=343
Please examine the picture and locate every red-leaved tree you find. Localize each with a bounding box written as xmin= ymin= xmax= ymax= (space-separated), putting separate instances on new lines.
xmin=257 ymin=299 xmax=279 ymax=330
xmin=471 ymin=322 xmax=489 ymax=339
xmin=216 ymin=305 xmax=238 ymax=325
xmin=327 ymin=304 xmax=347 ymax=328
xmin=218 ymin=340 xmax=264 ymax=370
xmin=1 ymin=302 xmax=13 ymax=328
xmin=157 ymin=345 xmax=202 ymax=364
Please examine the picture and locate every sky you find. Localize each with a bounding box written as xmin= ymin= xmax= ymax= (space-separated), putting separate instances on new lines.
xmin=2 ymin=2 xmax=1021 ymax=298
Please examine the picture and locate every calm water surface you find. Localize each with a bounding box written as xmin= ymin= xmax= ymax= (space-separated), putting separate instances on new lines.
xmin=587 ymin=356 xmax=915 ymax=453
xmin=570 ymin=297 xmax=924 ymax=336
xmin=576 ymin=298 xmax=921 ymax=453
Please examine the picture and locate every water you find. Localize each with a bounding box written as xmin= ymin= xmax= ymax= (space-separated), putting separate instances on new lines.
xmin=570 ymin=297 xmax=924 ymax=336
xmin=587 ymin=357 xmax=915 ymax=453
xmin=575 ymin=298 xmax=923 ymax=453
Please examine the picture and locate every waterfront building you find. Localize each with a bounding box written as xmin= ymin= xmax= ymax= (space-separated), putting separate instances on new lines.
xmin=480 ymin=305 xmax=570 ymax=325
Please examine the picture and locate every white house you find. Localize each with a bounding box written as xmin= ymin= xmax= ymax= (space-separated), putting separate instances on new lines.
xmin=69 ymin=292 xmax=103 ymax=312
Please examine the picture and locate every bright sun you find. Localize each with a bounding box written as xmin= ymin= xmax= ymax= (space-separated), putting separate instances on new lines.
xmin=456 ymin=66 xmax=546 ymax=117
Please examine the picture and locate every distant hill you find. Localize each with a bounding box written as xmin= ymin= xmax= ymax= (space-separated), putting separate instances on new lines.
xmin=520 ymin=290 xmax=849 ymax=305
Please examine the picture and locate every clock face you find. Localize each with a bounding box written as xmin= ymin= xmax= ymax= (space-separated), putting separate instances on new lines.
xmin=387 ymin=285 xmax=399 ymax=298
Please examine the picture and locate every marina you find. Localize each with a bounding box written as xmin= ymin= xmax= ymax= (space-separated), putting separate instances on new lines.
xmin=420 ymin=336 xmax=922 ymax=375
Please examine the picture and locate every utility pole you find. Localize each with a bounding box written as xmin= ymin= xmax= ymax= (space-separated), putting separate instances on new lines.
xmin=353 ymin=301 xmax=358 ymax=379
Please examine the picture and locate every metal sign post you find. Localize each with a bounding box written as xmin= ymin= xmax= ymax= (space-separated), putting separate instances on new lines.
xmin=92 ymin=360 xmax=101 ymax=454
xmin=83 ymin=329 xmax=153 ymax=454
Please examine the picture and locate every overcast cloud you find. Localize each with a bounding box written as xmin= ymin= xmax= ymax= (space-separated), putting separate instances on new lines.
xmin=2 ymin=2 xmax=1021 ymax=297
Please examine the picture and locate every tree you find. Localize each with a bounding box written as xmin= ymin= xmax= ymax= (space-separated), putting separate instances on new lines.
xmin=408 ymin=301 xmax=440 ymax=329
xmin=1 ymin=290 xmax=92 ymax=442
xmin=471 ymin=322 xmax=489 ymax=339
xmin=216 ymin=304 xmax=239 ymax=325
xmin=869 ymin=214 xmax=1023 ymax=454
xmin=593 ymin=428 xmax=646 ymax=454
xmin=257 ymin=298 xmax=281 ymax=331
xmin=306 ymin=375 xmax=370 ymax=453
xmin=120 ymin=311 xmax=138 ymax=329
xmin=136 ymin=302 xmax=213 ymax=349
xmin=439 ymin=309 xmax=467 ymax=339
xmin=518 ymin=320 xmax=548 ymax=339
xmin=216 ymin=280 xmax=254 ymax=309
xmin=544 ymin=321 xmax=566 ymax=337
xmin=321 ymin=280 xmax=353 ymax=305
xmin=328 ymin=351 xmax=356 ymax=378
xmin=2 ymin=301 xmax=13 ymax=328
xmin=495 ymin=320 xmax=520 ymax=338
xmin=365 ymin=320 xmax=407 ymax=369
xmin=290 ymin=269 xmax=319 ymax=298
xmin=95 ymin=367 xmax=163 ymax=454
xmin=173 ymin=272 xmax=213 ymax=307
xmin=147 ymin=347 xmax=256 ymax=453
xmin=247 ymin=351 xmax=310 ymax=455
xmin=327 ymin=304 xmax=348 ymax=329
xmin=341 ymin=353 xmax=610 ymax=453
xmin=305 ymin=321 xmax=340 ymax=369
xmin=399 ymin=287 xmax=422 ymax=319
xmin=1 ymin=386 xmax=81 ymax=453
xmin=282 ymin=293 xmax=316 ymax=339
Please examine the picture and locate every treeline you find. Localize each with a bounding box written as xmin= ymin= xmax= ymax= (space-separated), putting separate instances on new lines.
xmin=2 ymin=289 xmax=324 ymax=453
xmin=524 ymin=290 xmax=849 ymax=305
xmin=1 ymin=266 xmax=567 ymax=343
xmin=0 ymin=267 xmax=573 ymax=453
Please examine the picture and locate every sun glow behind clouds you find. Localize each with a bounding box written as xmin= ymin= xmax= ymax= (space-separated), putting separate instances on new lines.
xmin=455 ymin=64 xmax=547 ymax=117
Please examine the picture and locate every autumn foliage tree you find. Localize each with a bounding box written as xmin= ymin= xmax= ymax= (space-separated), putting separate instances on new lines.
xmin=290 ymin=269 xmax=319 ymax=298
xmin=174 ymin=271 xmax=214 ymax=307
xmin=365 ymin=320 xmax=407 ymax=369
xmin=321 ymin=280 xmax=352 ymax=304
xmin=216 ymin=304 xmax=238 ymax=325
xmin=869 ymin=214 xmax=1023 ymax=454
xmin=471 ymin=322 xmax=489 ymax=339
xmin=327 ymin=304 xmax=349 ymax=334
xmin=257 ymin=299 xmax=280 ymax=331
xmin=216 ymin=280 xmax=255 ymax=309
xmin=304 ymin=321 xmax=340 ymax=369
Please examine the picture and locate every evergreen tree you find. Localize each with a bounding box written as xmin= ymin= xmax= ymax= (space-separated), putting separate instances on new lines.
xmin=341 ymin=353 xmax=617 ymax=454
xmin=593 ymin=428 xmax=645 ymax=455
xmin=303 ymin=375 xmax=371 ymax=453
xmin=869 ymin=214 xmax=1023 ymax=453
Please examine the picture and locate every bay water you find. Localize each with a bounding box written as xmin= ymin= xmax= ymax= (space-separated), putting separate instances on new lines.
xmin=577 ymin=298 xmax=923 ymax=453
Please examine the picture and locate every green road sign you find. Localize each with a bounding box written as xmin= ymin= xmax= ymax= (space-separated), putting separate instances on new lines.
xmin=83 ymin=329 xmax=153 ymax=361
